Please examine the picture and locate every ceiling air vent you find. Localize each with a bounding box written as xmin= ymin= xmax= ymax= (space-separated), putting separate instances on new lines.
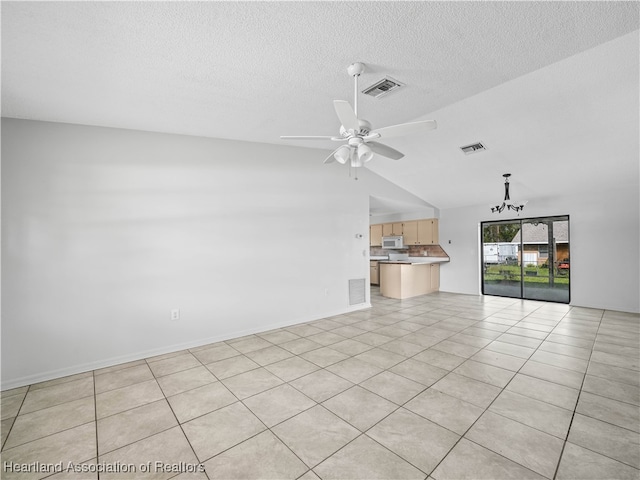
xmin=362 ymin=77 xmax=404 ymax=98
xmin=460 ymin=142 xmax=487 ymax=155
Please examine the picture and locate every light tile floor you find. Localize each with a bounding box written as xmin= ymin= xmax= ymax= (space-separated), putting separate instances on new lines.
xmin=1 ymin=288 xmax=639 ymax=480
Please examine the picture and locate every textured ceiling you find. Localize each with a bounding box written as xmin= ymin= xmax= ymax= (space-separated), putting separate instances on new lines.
xmin=2 ymin=1 xmax=639 ymax=211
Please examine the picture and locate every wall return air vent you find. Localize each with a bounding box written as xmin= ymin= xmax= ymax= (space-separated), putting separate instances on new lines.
xmin=362 ymin=77 xmax=404 ymax=98
xmin=460 ymin=142 xmax=487 ymax=155
xmin=348 ymin=279 xmax=366 ymax=305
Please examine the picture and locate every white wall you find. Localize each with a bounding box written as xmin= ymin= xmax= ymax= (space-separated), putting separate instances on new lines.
xmin=439 ymin=186 xmax=640 ymax=314
xmin=1 ymin=118 xmax=424 ymax=388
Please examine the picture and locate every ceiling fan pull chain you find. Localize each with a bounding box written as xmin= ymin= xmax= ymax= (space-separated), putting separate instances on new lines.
xmin=348 ymin=160 xmax=358 ymax=181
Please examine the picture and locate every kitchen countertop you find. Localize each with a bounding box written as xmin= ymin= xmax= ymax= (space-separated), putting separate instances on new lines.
xmin=378 ymin=257 xmax=449 ymax=265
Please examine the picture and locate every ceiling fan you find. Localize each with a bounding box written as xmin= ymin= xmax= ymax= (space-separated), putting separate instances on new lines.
xmin=280 ymin=62 xmax=437 ymax=169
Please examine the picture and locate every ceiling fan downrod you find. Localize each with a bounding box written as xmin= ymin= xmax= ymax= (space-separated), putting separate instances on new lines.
xmin=347 ymin=62 xmax=365 ymax=118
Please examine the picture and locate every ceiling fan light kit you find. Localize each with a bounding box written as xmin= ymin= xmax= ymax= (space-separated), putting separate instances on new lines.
xmin=491 ymin=173 xmax=528 ymax=214
xmin=357 ymin=143 xmax=373 ymax=163
xmin=333 ymin=145 xmax=350 ymax=164
xmin=281 ymin=62 xmax=437 ymax=177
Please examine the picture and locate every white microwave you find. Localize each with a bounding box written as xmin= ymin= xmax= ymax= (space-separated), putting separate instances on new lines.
xmin=382 ymin=236 xmax=404 ymax=249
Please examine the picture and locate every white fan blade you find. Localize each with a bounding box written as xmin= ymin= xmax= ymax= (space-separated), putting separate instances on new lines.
xmin=369 ymin=119 xmax=437 ymax=139
xmin=333 ymin=100 xmax=359 ymax=132
xmin=323 ymin=146 xmax=341 ymax=164
xmin=281 ymin=135 xmax=335 ymax=140
xmin=367 ymin=141 xmax=405 ymax=160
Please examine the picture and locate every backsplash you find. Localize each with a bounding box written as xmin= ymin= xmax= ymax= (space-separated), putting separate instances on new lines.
xmin=370 ymin=244 xmax=449 ymax=257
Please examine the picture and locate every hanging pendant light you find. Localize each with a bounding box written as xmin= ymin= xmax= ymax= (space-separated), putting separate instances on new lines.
xmin=491 ymin=173 xmax=528 ymax=213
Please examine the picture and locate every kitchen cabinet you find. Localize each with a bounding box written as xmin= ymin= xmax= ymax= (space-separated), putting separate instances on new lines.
xmin=382 ymin=222 xmax=403 ymax=237
xmin=379 ymin=262 xmax=440 ymax=299
xmin=370 ymin=224 xmax=383 ymax=247
xmin=402 ymin=221 xmax=418 ymax=245
xmin=371 ymin=218 xmax=439 ymax=245
xmin=417 ymin=219 xmax=439 ymax=245
xmin=393 ymin=219 xmax=439 ymax=245
xmin=370 ymin=261 xmax=379 ymax=285
xmin=430 ymin=263 xmax=440 ymax=290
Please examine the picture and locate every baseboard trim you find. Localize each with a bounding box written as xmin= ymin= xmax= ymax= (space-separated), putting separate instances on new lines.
xmin=1 ymin=302 xmax=371 ymax=391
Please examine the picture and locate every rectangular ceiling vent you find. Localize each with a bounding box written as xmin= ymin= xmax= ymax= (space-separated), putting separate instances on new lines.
xmin=362 ymin=77 xmax=404 ymax=98
xmin=460 ymin=142 xmax=487 ymax=155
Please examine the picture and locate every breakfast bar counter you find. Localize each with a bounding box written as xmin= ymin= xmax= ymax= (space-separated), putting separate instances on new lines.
xmin=379 ymin=257 xmax=449 ymax=300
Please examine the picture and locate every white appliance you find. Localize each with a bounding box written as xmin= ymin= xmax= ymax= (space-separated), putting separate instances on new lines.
xmin=382 ymin=236 xmax=404 ymax=249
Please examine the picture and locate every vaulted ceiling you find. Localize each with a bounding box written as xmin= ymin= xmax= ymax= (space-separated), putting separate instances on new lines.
xmin=2 ymin=2 xmax=638 ymax=212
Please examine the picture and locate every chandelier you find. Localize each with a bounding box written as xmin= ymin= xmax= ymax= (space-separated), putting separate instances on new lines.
xmin=491 ymin=173 xmax=527 ymax=213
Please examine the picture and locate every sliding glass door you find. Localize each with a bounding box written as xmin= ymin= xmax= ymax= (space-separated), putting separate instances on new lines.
xmin=481 ymin=215 xmax=570 ymax=303
xmin=482 ymin=220 xmax=522 ymax=299
xmin=520 ymin=217 xmax=570 ymax=303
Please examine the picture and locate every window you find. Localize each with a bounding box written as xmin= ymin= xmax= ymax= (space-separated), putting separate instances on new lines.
xmin=539 ymin=244 xmax=549 ymax=258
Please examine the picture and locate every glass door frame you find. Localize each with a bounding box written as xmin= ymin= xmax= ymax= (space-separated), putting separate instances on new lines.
xmin=480 ymin=215 xmax=571 ymax=304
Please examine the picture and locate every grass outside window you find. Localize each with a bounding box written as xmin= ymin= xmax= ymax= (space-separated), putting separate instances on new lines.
xmin=484 ymin=265 xmax=569 ymax=285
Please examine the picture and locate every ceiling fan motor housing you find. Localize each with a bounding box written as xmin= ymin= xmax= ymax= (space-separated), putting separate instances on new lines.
xmin=339 ymin=119 xmax=372 ymax=138
xmin=348 ymin=62 xmax=365 ymax=77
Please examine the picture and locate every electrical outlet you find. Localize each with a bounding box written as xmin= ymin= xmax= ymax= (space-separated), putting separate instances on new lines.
xmin=171 ymin=308 xmax=180 ymax=321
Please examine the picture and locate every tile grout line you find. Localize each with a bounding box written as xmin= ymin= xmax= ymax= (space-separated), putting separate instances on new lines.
xmin=576 ymin=385 xmax=640 ymax=409
xmin=314 ymin=298 xmax=548 ymax=478
xmin=0 ymin=384 xmax=31 ymax=452
xmin=551 ymin=308 xmax=605 ymax=480
xmin=235 ymin=324 xmax=385 ymax=478
xmin=426 ymin=305 xmax=559 ymax=479
xmin=197 ymin=364 xmax=313 ymax=475
xmin=143 ymin=356 xmax=213 ymax=480
xmin=266 ymin=403 xmax=347 ymax=478
xmin=342 ymin=365 xmax=470 ymax=478
xmin=426 ymin=301 xmax=602 ymax=478
xmin=553 ymin=310 xmax=640 ymax=474
xmin=92 ymin=370 xmax=100 ymax=480
xmin=202 ymin=299 xmax=457 ymax=477
xmin=161 ymin=336 xmax=313 ymax=477
xmin=299 ymin=300 xmax=531 ymax=477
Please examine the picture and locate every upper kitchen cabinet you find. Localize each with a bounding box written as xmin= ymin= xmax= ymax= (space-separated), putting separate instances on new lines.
xmin=370 ymin=224 xmax=383 ymax=247
xmin=402 ymin=221 xmax=419 ymax=245
xmin=382 ymin=222 xmax=403 ymax=237
xmin=418 ymin=219 xmax=439 ymax=245
xmin=372 ymin=219 xmax=439 ymax=245
xmin=395 ymin=219 xmax=439 ymax=245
